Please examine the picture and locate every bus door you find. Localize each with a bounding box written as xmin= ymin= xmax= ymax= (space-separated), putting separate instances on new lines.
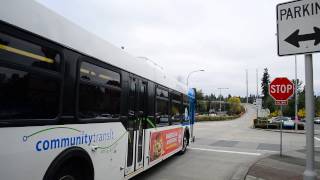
xmin=125 ymin=77 xmax=147 ymax=175
xmin=135 ymin=80 xmax=147 ymax=170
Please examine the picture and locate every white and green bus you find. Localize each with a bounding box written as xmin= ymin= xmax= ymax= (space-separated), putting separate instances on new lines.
xmin=0 ymin=1 xmax=196 ymax=180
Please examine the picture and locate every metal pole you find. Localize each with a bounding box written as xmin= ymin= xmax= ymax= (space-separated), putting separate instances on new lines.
xmin=256 ymin=69 xmax=259 ymax=119
xmin=187 ymin=69 xmax=205 ymax=89
xmin=295 ymin=56 xmax=298 ymax=131
xmin=303 ymin=54 xmax=317 ymax=180
xmin=218 ymin=88 xmax=228 ymax=113
xmin=219 ymin=88 xmax=222 ymax=112
xmin=280 ymin=105 xmax=283 ymax=157
xmin=186 ymin=70 xmax=204 ymax=143
xmin=256 ymin=69 xmax=258 ymax=98
xmin=246 ymin=69 xmax=249 ymax=104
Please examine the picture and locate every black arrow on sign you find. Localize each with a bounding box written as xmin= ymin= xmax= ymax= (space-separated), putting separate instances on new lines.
xmin=285 ymin=27 xmax=320 ymax=48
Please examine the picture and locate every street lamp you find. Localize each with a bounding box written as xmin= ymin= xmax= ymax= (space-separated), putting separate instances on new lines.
xmin=186 ymin=69 xmax=204 ymax=143
xmin=218 ymin=88 xmax=229 ymax=112
xmin=186 ymin=69 xmax=205 ymax=89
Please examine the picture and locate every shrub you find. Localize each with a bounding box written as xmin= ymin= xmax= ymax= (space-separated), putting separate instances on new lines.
xmin=253 ymin=119 xmax=268 ymax=129
xmin=196 ymin=115 xmax=240 ymax=122
xmin=227 ymin=97 xmax=245 ymax=115
xmin=298 ymin=108 xmax=306 ymax=118
xmin=270 ymin=110 xmax=281 ymax=117
xmin=253 ymin=119 xmax=305 ymax=130
xmin=267 ymin=123 xmax=279 ymax=129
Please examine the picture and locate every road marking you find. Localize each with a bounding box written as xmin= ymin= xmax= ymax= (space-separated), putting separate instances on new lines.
xmin=256 ymin=149 xmax=279 ymax=153
xmin=189 ymin=147 xmax=261 ymax=156
xmin=314 ymin=137 xmax=320 ymax=142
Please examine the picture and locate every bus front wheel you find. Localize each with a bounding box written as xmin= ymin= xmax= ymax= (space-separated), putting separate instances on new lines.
xmin=55 ymin=160 xmax=85 ymax=180
xmin=178 ymin=134 xmax=189 ymax=155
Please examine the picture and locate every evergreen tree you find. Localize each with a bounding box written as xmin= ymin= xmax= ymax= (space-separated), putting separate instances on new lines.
xmin=298 ymin=87 xmax=305 ymax=110
xmin=261 ymin=68 xmax=271 ymax=108
xmin=209 ymin=93 xmax=216 ymax=101
xmin=261 ymin=68 xmax=270 ymax=98
xmin=196 ymin=89 xmax=204 ymax=100
xmin=316 ymin=96 xmax=320 ymax=117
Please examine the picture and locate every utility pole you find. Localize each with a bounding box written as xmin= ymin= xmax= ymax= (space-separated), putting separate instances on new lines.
xmin=256 ymin=69 xmax=258 ymax=98
xmin=218 ymin=88 xmax=229 ymax=112
xmin=256 ymin=69 xmax=259 ymax=118
xmin=246 ymin=69 xmax=248 ymax=104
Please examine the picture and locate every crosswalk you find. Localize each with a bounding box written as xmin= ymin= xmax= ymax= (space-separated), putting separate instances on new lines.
xmin=191 ymin=138 xmax=306 ymax=154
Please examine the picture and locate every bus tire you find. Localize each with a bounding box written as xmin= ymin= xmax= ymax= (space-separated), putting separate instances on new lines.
xmin=43 ymin=147 xmax=94 ymax=180
xmin=55 ymin=160 xmax=86 ymax=180
xmin=178 ymin=132 xmax=189 ymax=155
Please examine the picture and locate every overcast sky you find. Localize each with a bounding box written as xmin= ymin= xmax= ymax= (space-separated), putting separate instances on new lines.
xmin=38 ymin=0 xmax=320 ymax=97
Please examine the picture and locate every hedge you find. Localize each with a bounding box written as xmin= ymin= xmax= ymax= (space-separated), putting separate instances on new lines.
xmin=253 ymin=118 xmax=304 ymax=130
xmin=196 ymin=115 xmax=240 ymax=122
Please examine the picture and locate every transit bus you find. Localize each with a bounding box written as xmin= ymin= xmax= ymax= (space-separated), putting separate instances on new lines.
xmin=0 ymin=1 xmax=196 ymax=180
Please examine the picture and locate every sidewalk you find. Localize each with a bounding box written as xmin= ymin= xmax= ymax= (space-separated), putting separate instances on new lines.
xmin=245 ymin=148 xmax=320 ymax=180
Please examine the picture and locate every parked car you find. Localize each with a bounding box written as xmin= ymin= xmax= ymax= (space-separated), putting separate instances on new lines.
xmin=283 ymin=119 xmax=295 ymax=129
xmin=271 ymin=116 xmax=282 ymax=123
xmin=314 ymin=118 xmax=320 ymax=124
xmin=272 ymin=117 xmax=294 ymax=129
xmin=272 ymin=116 xmax=290 ymax=123
xmin=300 ymin=118 xmax=320 ymax=124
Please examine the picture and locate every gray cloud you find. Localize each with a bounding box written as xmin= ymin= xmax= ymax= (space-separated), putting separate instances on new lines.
xmin=39 ymin=0 xmax=320 ymax=96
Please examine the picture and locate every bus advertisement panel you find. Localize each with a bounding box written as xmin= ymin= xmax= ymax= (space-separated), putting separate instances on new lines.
xmin=149 ymin=127 xmax=183 ymax=162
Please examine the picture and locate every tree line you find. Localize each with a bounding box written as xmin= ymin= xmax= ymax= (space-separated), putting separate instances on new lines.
xmin=195 ymin=89 xmax=244 ymax=115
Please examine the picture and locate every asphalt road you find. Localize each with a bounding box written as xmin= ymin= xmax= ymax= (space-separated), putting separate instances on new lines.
xmin=133 ymin=104 xmax=320 ymax=180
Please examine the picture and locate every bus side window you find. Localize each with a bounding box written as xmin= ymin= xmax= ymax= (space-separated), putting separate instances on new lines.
xmin=78 ymin=61 xmax=121 ymax=120
xmin=0 ymin=32 xmax=62 ymax=122
xmin=170 ymin=91 xmax=183 ymax=125
xmin=155 ymin=87 xmax=169 ymax=126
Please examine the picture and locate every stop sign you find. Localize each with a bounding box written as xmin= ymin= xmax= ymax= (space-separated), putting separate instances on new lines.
xmin=269 ymin=77 xmax=294 ymax=101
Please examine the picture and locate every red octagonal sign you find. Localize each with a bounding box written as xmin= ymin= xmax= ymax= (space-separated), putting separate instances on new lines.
xmin=269 ymin=77 xmax=294 ymax=101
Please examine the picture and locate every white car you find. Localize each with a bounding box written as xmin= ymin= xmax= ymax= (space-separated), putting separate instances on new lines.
xmin=314 ymin=118 xmax=320 ymax=124
xmin=283 ymin=119 xmax=295 ymax=128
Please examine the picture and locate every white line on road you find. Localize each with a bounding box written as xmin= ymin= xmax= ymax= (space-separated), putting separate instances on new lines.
xmin=256 ymin=149 xmax=279 ymax=153
xmin=189 ymin=147 xmax=261 ymax=156
xmin=314 ymin=137 xmax=320 ymax=142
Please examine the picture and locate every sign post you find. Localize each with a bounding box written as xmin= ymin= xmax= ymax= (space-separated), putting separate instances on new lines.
xmin=304 ymin=54 xmax=317 ymax=180
xmin=280 ymin=105 xmax=283 ymax=157
xmin=276 ymin=0 xmax=319 ymax=179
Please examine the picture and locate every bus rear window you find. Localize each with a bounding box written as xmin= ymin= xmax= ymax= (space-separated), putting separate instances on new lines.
xmin=0 ymin=32 xmax=61 ymax=71
xmin=0 ymin=66 xmax=60 ymax=120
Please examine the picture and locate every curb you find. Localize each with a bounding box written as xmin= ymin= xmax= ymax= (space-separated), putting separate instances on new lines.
xmin=231 ymin=153 xmax=271 ymax=180
xmin=243 ymin=149 xmax=320 ymax=180
xmin=251 ymin=127 xmax=320 ymax=135
xmin=242 ymin=153 xmax=274 ymax=180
